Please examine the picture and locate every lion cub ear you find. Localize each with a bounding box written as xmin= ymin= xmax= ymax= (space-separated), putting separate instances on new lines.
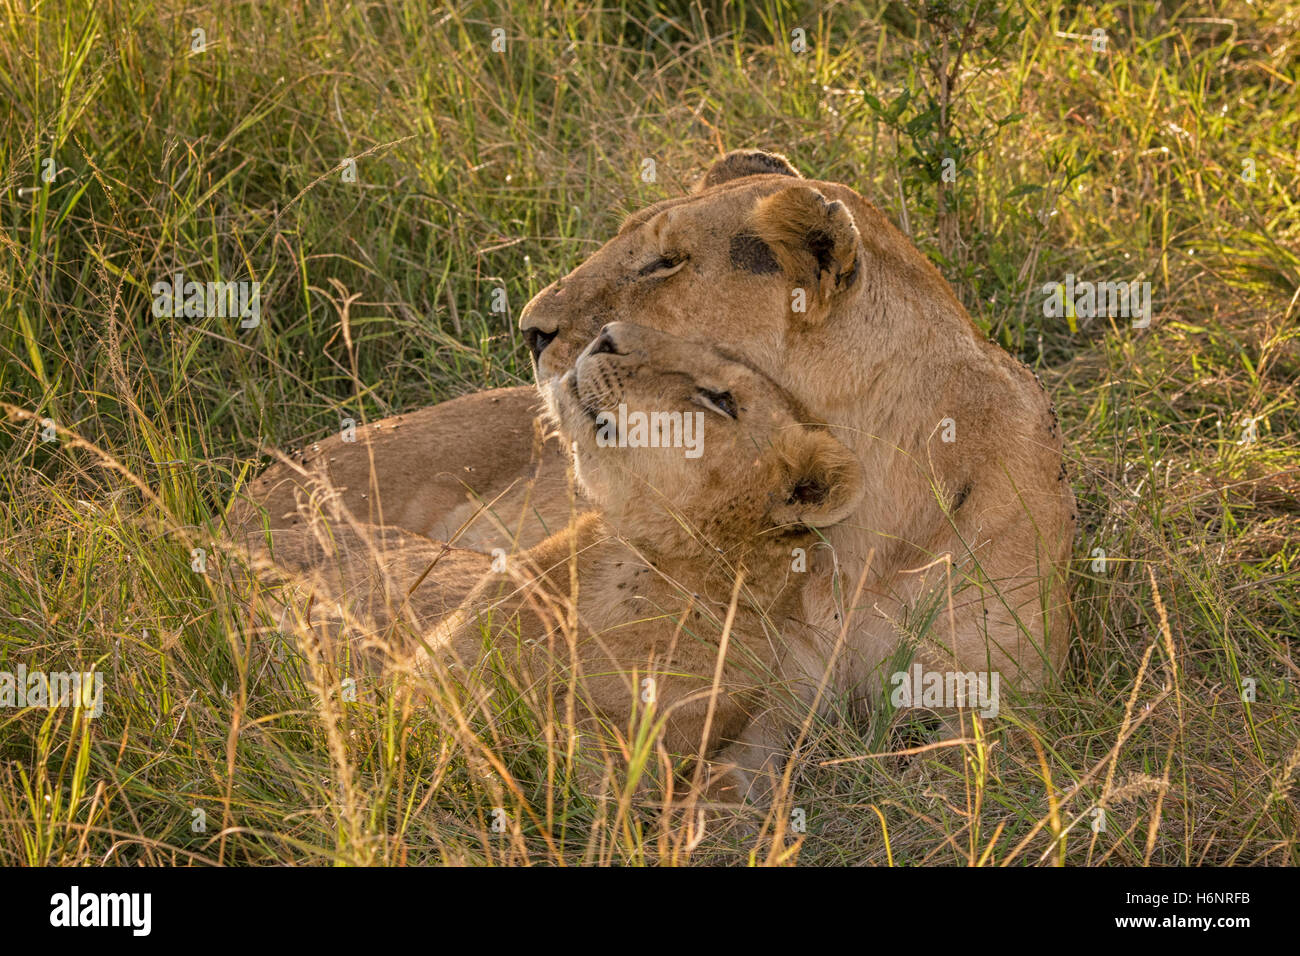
xmin=767 ymin=428 xmax=865 ymax=532
xmin=696 ymin=149 xmax=803 ymax=192
xmin=749 ymin=185 xmax=861 ymax=320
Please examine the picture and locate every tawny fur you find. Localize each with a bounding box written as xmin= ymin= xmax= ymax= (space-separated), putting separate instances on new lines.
xmin=248 ymin=325 xmax=865 ymax=803
xmin=430 ymin=326 xmax=864 ymax=801
xmin=231 ymin=149 xmax=1076 ymax=733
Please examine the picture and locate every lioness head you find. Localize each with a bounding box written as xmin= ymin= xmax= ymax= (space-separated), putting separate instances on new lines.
xmin=551 ymin=322 xmax=864 ymax=558
xmin=520 ymin=149 xmax=935 ymax=422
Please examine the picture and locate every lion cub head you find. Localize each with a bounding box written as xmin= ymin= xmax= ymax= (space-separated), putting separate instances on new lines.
xmin=549 ymin=322 xmax=864 ymax=566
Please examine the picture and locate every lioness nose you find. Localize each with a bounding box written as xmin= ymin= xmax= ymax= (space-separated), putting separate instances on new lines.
xmin=523 ymin=326 xmax=557 ymax=362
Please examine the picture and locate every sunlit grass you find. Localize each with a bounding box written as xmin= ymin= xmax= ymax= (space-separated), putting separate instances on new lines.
xmin=1 ymin=0 xmax=1296 ymax=865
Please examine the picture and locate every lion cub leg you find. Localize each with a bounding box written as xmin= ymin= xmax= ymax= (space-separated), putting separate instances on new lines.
xmin=702 ymin=708 xmax=788 ymax=809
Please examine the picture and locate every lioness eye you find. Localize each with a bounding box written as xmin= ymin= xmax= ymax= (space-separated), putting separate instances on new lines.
xmin=638 ymin=254 xmax=687 ymax=278
xmin=695 ymin=388 xmax=737 ymax=419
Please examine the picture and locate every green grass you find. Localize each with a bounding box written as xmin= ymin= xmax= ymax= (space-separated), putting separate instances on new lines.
xmin=1 ymin=0 xmax=1297 ymax=865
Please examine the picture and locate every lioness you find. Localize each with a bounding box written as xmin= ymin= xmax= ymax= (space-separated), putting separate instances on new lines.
xmin=232 ymin=148 xmax=1075 ymax=711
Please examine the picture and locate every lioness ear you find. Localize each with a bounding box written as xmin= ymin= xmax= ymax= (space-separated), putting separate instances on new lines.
xmin=767 ymin=428 xmax=865 ymax=532
xmin=697 ymin=149 xmax=803 ymax=192
xmin=750 ymin=185 xmax=861 ymax=319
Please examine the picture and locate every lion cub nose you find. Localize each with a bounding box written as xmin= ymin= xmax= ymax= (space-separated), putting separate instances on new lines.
xmin=589 ymin=327 xmax=620 ymax=356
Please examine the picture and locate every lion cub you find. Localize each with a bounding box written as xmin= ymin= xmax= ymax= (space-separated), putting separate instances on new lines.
xmin=424 ymin=322 xmax=864 ymax=803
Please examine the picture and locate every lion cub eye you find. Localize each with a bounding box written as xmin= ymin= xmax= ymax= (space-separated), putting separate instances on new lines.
xmin=638 ymin=254 xmax=688 ymax=278
xmin=694 ymin=388 xmax=738 ymax=420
